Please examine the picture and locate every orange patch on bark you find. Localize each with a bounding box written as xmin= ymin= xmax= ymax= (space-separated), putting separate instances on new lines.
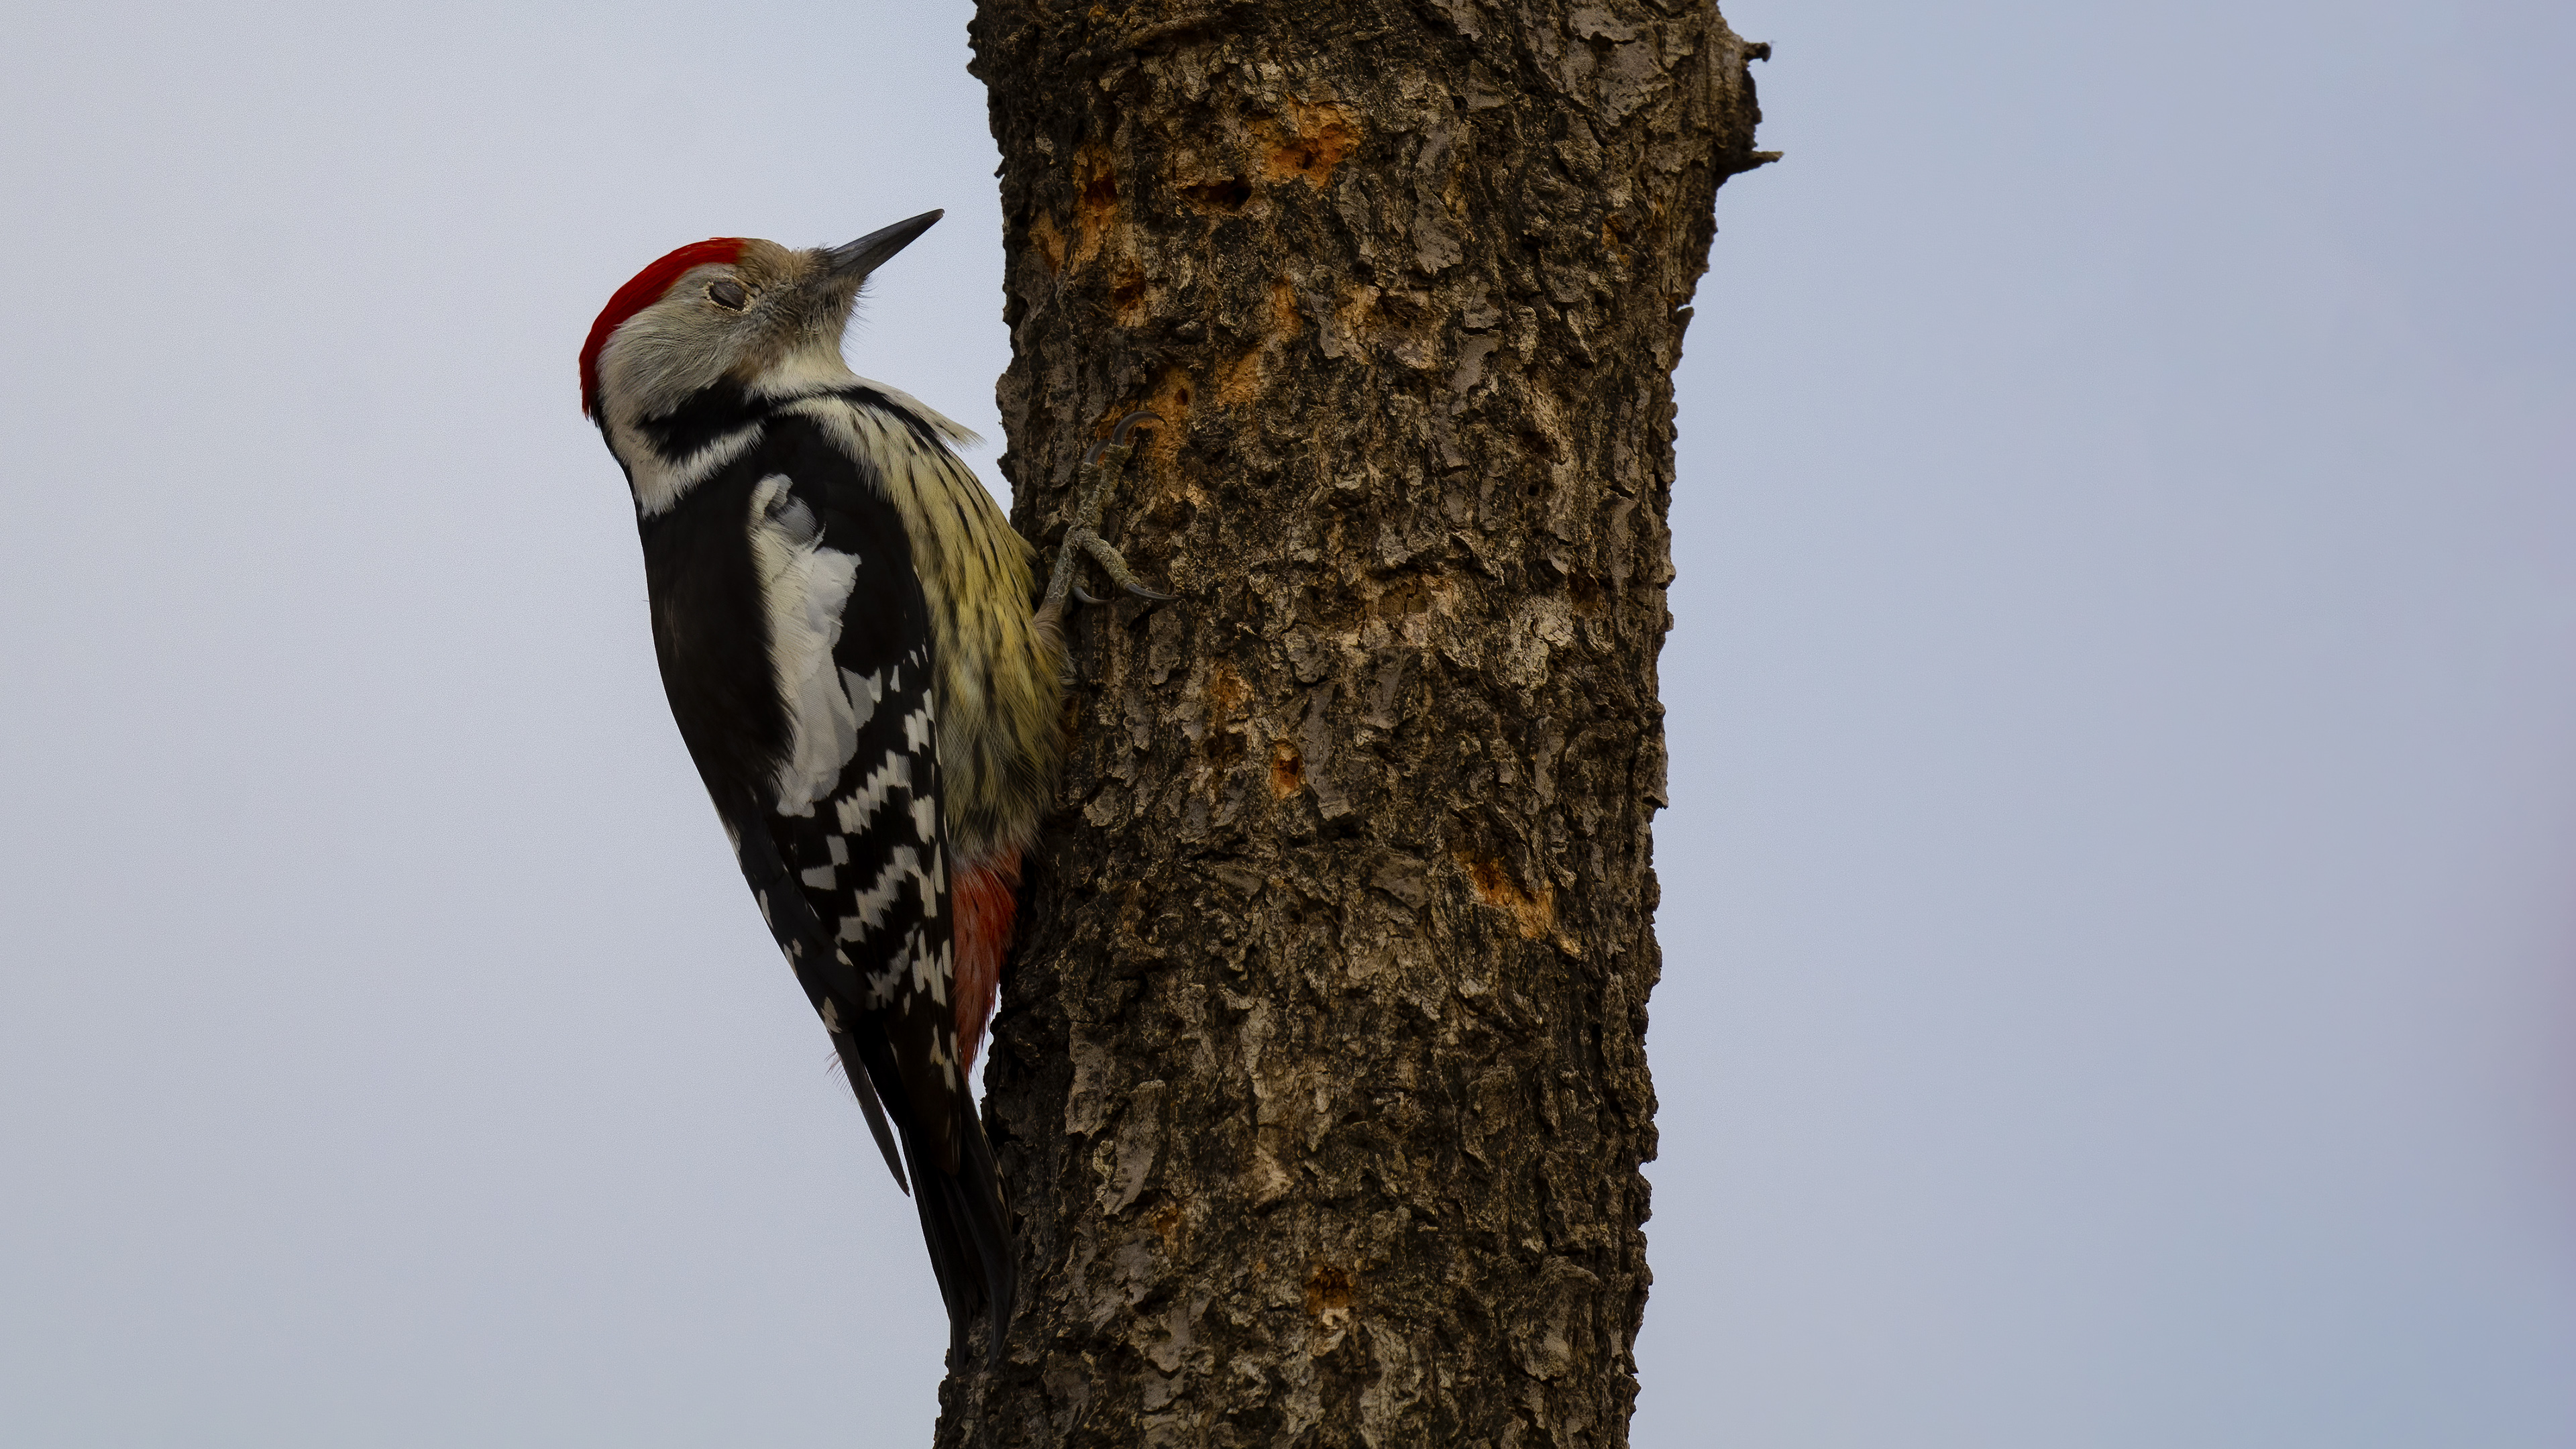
xmin=1270 ymin=279 xmax=1305 ymax=338
xmin=1144 ymin=366 xmax=1193 ymax=419
xmin=1455 ymin=849 xmax=1555 ymax=939
xmin=1218 ymin=349 xmax=1265 ymax=406
xmin=1205 ymin=659 xmax=1250 ymax=714
xmin=1268 ymin=739 xmax=1305 ymax=798
xmin=1219 ymin=282 xmax=1303 ymax=407
xmin=1073 ymin=142 xmax=1120 ymax=264
xmin=1253 ymin=99 xmax=1362 ymax=186
xmin=1303 ymin=1263 xmax=1356 ymax=1322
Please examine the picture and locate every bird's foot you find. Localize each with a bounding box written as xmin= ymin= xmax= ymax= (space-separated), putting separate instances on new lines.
xmin=1033 ymin=411 xmax=1175 ymax=660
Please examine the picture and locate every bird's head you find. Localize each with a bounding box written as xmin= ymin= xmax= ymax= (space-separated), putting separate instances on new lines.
xmin=580 ymin=210 xmax=943 ymax=451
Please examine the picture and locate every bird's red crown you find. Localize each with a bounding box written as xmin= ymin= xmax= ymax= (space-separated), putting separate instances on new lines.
xmin=580 ymin=237 xmax=747 ymax=417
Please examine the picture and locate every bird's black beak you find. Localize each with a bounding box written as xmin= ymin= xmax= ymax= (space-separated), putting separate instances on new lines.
xmin=826 ymin=209 xmax=943 ymax=280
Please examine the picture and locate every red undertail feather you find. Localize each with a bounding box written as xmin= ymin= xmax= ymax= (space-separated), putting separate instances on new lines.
xmin=580 ymin=237 xmax=748 ymax=417
xmin=953 ymin=849 xmax=1019 ymax=1075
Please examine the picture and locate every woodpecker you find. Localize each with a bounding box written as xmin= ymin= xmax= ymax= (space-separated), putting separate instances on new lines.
xmin=580 ymin=211 xmax=1160 ymax=1366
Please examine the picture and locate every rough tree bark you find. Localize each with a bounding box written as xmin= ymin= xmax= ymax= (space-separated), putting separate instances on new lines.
xmin=946 ymin=3 xmax=1768 ymax=1444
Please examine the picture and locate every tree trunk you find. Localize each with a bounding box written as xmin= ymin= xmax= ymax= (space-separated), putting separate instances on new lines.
xmin=949 ymin=3 xmax=1768 ymax=1444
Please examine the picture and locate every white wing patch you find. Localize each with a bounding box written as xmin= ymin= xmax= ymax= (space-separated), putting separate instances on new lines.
xmin=749 ymin=476 xmax=863 ymax=816
xmin=842 ymin=667 xmax=882 ymax=731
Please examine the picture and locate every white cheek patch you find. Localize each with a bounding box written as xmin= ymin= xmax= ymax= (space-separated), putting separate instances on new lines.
xmin=625 ymin=425 xmax=762 ymax=518
xmin=749 ymin=475 xmax=863 ymax=816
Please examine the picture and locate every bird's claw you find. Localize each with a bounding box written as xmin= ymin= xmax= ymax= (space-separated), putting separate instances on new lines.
xmin=1035 ymin=411 xmax=1177 ymax=648
xmin=1084 ymin=409 xmax=1162 ymax=464
xmin=1081 ymin=531 xmax=1176 ymax=601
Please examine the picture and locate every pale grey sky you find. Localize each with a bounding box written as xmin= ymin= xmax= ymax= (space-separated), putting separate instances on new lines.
xmin=2 ymin=2 xmax=2569 ymax=1446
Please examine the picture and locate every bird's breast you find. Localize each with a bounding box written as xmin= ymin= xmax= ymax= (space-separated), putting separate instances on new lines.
xmin=788 ymin=394 xmax=1064 ymax=860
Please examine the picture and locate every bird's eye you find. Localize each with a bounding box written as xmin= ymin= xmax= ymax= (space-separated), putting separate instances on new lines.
xmin=706 ymin=278 xmax=750 ymax=311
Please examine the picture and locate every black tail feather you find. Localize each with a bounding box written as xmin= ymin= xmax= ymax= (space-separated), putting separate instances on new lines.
xmin=908 ymin=1109 xmax=1017 ymax=1367
xmin=850 ymin=1021 xmax=1017 ymax=1367
xmin=830 ymin=1033 xmax=912 ymax=1195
